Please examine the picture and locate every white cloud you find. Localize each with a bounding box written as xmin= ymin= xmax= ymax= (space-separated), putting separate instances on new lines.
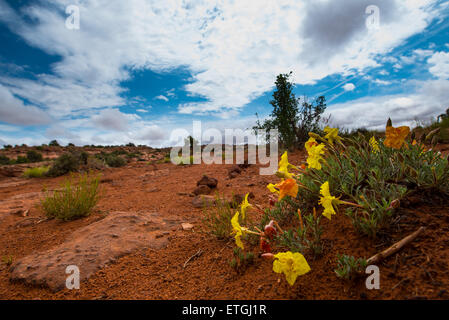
xmin=0 ymin=84 xmax=51 ymax=125
xmin=0 ymin=0 xmax=439 ymax=119
xmin=326 ymin=79 xmax=449 ymax=130
xmin=373 ymin=79 xmax=391 ymax=85
xmin=343 ymin=83 xmax=356 ymax=91
xmin=428 ymin=51 xmax=449 ymax=79
xmin=91 ymin=108 xmax=139 ymax=132
xmin=155 ymin=95 xmax=169 ymax=102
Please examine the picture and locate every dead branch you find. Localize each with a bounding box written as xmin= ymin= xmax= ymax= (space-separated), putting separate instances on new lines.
xmin=367 ymin=227 xmax=425 ymax=265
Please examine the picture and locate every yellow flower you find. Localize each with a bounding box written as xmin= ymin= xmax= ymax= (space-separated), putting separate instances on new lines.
xmin=231 ymin=211 xmax=245 ymax=249
xmin=369 ymin=136 xmax=380 ymax=153
xmin=278 ymin=151 xmax=293 ymax=179
xmin=306 ymin=143 xmax=326 ymax=170
xmin=267 ymin=179 xmax=299 ymax=201
xmin=384 ymin=126 xmax=410 ymax=149
xmin=323 ymin=126 xmax=342 ymax=145
xmin=267 ymin=183 xmax=279 ymax=194
xmin=240 ymin=193 xmax=251 ymax=220
xmin=277 ymin=178 xmax=299 ymax=201
xmin=305 ymin=137 xmax=318 ymax=152
xmin=318 ymin=181 xmax=340 ymax=220
xmin=272 ymin=251 xmax=311 ymax=286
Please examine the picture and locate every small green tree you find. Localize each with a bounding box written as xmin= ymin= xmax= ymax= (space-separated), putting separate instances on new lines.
xmin=254 ymin=72 xmax=299 ymax=150
xmin=295 ymin=95 xmax=327 ymax=145
xmin=49 ymin=140 xmax=60 ymax=147
xmin=254 ymin=72 xmax=327 ymax=149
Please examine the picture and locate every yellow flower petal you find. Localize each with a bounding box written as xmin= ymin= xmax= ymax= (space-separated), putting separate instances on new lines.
xmin=323 ymin=126 xmax=342 ymax=145
xmin=369 ymin=136 xmax=380 ymax=153
xmin=278 ymin=151 xmax=293 ymax=179
xmin=306 ymin=143 xmax=326 ymax=170
xmin=276 ymin=178 xmax=299 ymax=201
xmin=384 ymin=126 xmax=410 ymax=149
xmin=231 ymin=211 xmax=244 ymax=249
xmin=318 ymin=181 xmax=338 ymax=220
xmin=267 ymin=183 xmax=279 ymax=194
xmin=272 ymin=251 xmax=311 ymax=286
xmin=240 ymin=193 xmax=251 ymax=220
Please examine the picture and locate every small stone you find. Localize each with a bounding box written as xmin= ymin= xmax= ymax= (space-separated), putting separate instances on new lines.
xmin=193 ymin=185 xmax=211 ymax=195
xmin=229 ymin=171 xmax=239 ymax=179
xmin=196 ymin=175 xmax=218 ymax=188
xmin=181 ymin=223 xmax=194 ymax=231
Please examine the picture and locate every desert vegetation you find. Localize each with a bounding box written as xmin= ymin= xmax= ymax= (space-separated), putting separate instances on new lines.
xmin=0 ymin=73 xmax=448 ymax=301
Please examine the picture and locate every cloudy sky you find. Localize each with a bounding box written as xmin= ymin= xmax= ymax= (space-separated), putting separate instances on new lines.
xmin=0 ymin=0 xmax=448 ymax=147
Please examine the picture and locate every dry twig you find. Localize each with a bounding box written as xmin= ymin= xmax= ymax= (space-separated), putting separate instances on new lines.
xmin=183 ymin=249 xmax=203 ymax=269
xmin=367 ymin=227 xmax=425 ymax=265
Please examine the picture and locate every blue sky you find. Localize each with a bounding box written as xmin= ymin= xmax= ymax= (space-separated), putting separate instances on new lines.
xmin=0 ymin=0 xmax=449 ymax=147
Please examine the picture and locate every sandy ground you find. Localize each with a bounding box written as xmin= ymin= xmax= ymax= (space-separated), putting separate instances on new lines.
xmin=0 ymin=148 xmax=448 ymax=300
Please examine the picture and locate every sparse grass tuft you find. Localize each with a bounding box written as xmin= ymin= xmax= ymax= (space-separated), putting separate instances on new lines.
xmin=202 ymin=195 xmax=233 ymax=239
xmin=1 ymin=255 xmax=13 ymax=266
xmin=334 ymin=254 xmax=367 ymax=281
xmin=229 ymin=247 xmax=255 ymax=273
xmin=23 ymin=166 xmax=49 ymax=178
xmin=41 ymin=173 xmax=101 ymax=221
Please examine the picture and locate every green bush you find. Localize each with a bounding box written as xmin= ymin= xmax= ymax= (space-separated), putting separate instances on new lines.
xmin=0 ymin=155 xmax=11 ymax=165
xmin=95 ymin=152 xmax=127 ymax=167
xmin=23 ymin=166 xmax=49 ymax=178
xmin=41 ymin=173 xmax=101 ymax=221
xmin=26 ymin=150 xmax=43 ymax=162
xmin=47 ymin=151 xmax=88 ymax=177
xmin=49 ymin=140 xmax=60 ymax=147
xmin=15 ymin=156 xmax=29 ymax=164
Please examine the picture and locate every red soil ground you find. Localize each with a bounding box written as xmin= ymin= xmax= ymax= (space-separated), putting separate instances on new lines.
xmin=0 ymin=148 xmax=448 ymax=300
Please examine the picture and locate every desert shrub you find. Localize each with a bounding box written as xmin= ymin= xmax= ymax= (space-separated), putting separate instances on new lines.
xmin=35 ymin=146 xmax=44 ymax=151
xmin=105 ymin=154 xmax=126 ymax=167
xmin=41 ymin=173 xmax=101 ymax=221
xmin=15 ymin=156 xmax=29 ymax=164
xmin=26 ymin=150 xmax=43 ymax=163
xmin=95 ymin=152 xmax=127 ymax=167
xmin=202 ymin=196 xmax=233 ymax=239
xmin=0 ymin=155 xmax=11 ymax=165
xmin=47 ymin=151 xmax=88 ymax=177
xmin=23 ymin=166 xmax=49 ymax=178
xmin=3 ymin=145 xmax=12 ymax=149
xmin=49 ymin=140 xmax=60 ymax=147
xmin=85 ymin=156 xmax=106 ymax=170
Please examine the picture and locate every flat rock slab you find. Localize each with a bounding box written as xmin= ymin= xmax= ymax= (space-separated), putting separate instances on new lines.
xmin=10 ymin=211 xmax=180 ymax=291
